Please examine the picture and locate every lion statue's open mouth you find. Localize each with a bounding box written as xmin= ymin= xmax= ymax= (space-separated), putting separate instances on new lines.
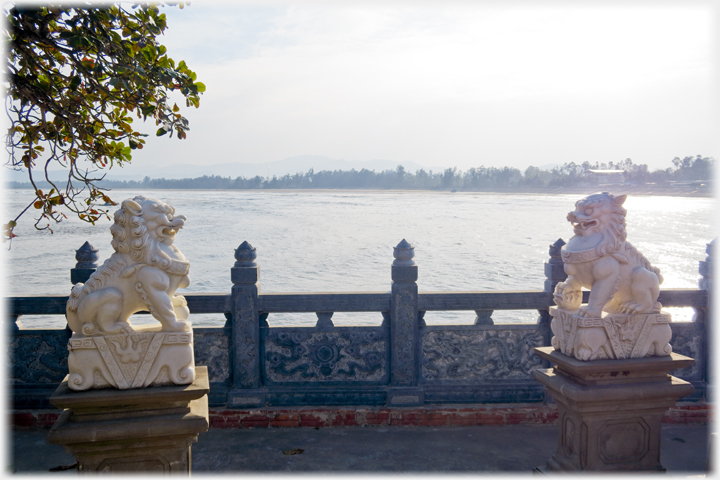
xmin=569 ymin=218 xmax=598 ymax=234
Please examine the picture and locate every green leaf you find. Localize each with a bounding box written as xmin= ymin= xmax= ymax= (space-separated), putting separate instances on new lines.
xmin=156 ymin=128 xmax=168 ymax=137
xmin=115 ymin=65 xmax=133 ymax=75
xmin=69 ymin=76 xmax=82 ymax=91
xmin=194 ymin=82 xmax=206 ymax=93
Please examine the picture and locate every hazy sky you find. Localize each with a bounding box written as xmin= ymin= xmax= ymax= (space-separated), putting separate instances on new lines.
xmin=126 ymin=1 xmax=717 ymax=172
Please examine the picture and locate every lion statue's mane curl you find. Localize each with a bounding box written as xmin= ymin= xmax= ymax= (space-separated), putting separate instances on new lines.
xmin=66 ymin=195 xmax=191 ymax=336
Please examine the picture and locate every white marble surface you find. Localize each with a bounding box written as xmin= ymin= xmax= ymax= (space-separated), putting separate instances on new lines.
xmin=551 ymin=193 xmax=671 ymax=359
xmin=65 ymin=196 xmax=195 ymax=390
xmin=550 ymin=307 xmax=672 ymax=361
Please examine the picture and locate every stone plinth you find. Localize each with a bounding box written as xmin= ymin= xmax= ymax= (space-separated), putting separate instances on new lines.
xmin=533 ymin=347 xmax=694 ymax=472
xmin=48 ymin=366 xmax=209 ymax=474
xmin=67 ymin=327 xmax=195 ymax=391
xmin=550 ymin=306 xmax=673 ymax=361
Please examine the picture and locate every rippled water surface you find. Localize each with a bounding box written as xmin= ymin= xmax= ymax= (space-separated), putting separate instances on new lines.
xmin=3 ymin=189 xmax=714 ymax=328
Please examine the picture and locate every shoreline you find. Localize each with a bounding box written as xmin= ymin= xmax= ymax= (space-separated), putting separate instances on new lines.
xmin=4 ymin=184 xmax=714 ymax=198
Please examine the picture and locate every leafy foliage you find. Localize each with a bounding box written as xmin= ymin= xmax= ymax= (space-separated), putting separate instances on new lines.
xmin=4 ymin=3 xmax=204 ymax=240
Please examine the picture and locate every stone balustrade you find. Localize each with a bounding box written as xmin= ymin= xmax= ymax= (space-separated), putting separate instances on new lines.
xmin=8 ymin=238 xmax=712 ymax=410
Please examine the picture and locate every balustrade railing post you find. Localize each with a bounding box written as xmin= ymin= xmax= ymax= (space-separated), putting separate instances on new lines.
xmin=71 ymin=241 xmax=99 ymax=285
xmin=699 ymin=239 xmax=714 ymax=401
xmin=228 ymin=241 xmax=263 ymax=407
xmin=544 ymin=238 xmax=567 ymax=292
xmin=65 ymin=241 xmax=99 ymax=335
xmin=388 ymin=239 xmax=422 ymax=406
xmin=699 ymin=239 xmax=713 ymax=293
xmin=538 ymin=238 xmax=566 ymax=346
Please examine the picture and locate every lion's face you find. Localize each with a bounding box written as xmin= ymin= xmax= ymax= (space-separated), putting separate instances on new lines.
xmin=110 ymin=195 xmax=186 ymax=260
xmin=140 ymin=199 xmax=186 ymax=245
xmin=566 ymin=192 xmax=627 ymax=237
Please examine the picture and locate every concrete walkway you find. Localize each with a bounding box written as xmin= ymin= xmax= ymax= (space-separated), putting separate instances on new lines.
xmin=10 ymin=424 xmax=709 ymax=474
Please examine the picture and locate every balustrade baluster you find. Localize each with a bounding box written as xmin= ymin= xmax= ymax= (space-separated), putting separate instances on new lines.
xmin=381 ymin=311 xmax=391 ymax=327
xmin=315 ymin=312 xmax=334 ymax=328
xmin=9 ymin=315 xmax=20 ymax=331
xmin=474 ymin=309 xmax=493 ymax=325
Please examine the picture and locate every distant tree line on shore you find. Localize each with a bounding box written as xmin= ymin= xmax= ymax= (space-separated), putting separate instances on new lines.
xmin=8 ymin=155 xmax=714 ymax=191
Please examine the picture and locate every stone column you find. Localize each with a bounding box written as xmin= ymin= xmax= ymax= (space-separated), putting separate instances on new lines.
xmin=227 ymin=241 xmax=264 ymax=408
xmin=388 ymin=239 xmax=422 ymax=406
xmin=48 ymin=367 xmax=210 ymax=473
xmin=534 ymin=348 xmax=695 ymax=472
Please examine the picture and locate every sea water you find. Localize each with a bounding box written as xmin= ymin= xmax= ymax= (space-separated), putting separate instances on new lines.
xmin=2 ymin=189 xmax=714 ymax=328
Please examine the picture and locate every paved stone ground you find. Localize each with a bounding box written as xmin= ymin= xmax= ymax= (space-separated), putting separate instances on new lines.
xmin=9 ymin=424 xmax=709 ymax=474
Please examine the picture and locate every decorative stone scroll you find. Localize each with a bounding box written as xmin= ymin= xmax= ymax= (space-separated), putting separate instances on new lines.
xmin=64 ymin=196 xmax=195 ymax=390
xmin=550 ymin=192 xmax=671 ymax=361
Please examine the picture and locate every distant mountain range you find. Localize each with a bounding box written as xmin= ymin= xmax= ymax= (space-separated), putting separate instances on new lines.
xmin=4 ymin=155 xmax=444 ymax=183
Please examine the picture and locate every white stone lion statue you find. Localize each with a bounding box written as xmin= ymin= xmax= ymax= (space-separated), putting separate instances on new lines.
xmin=66 ymin=196 xmax=191 ymax=337
xmin=553 ymin=192 xmax=663 ymax=318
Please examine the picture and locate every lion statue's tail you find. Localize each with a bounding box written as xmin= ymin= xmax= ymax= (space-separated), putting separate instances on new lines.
xmin=66 ymin=256 xmax=126 ymax=335
xmin=67 ymin=283 xmax=85 ymax=313
xmin=66 ymin=283 xmax=100 ymax=336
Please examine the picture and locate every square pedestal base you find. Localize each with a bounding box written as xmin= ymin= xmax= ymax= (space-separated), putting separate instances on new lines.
xmin=48 ymin=366 xmax=210 ymax=473
xmin=533 ymin=347 xmax=694 ymax=472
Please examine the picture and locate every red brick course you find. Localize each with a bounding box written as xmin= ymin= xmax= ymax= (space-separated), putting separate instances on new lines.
xmin=11 ymin=402 xmax=708 ymax=429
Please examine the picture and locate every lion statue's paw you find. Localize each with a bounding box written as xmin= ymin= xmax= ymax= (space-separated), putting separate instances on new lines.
xmin=165 ymin=319 xmax=192 ymax=332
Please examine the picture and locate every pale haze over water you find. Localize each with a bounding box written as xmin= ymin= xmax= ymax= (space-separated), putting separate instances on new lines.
xmin=4 ymin=190 xmax=713 ymax=329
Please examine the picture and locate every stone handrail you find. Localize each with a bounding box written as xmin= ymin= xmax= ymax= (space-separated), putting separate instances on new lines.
xmin=8 ymin=289 xmax=707 ymax=319
xmin=8 ymin=238 xmax=712 ymax=410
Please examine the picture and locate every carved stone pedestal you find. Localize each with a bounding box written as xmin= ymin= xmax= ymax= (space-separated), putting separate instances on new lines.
xmin=67 ymin=327 xmax=196 ymax=390
xmin=550 ymin=306 xmax=673 ymax=361
xmin=533 ymin=347 xmax=694 ymax=472
xmin=48 ymin=366 xmax=209 ymax=474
